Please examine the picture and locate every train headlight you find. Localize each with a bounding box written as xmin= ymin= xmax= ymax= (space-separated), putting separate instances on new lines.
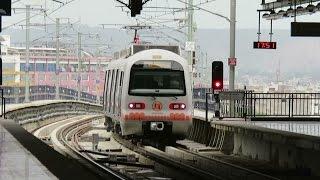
xmin=169 ymin=103 xmax=186 ymax=110
xmin=128 ymin=102 xmax=145 ymax=109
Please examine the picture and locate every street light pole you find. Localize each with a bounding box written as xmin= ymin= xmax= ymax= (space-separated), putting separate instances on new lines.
xmin=229 ymin=0 xmax=236 ymax=90
xmin=179 ymin=0 xmax=234 ymax=89
xmin=77 ymin=32 xmax=81 ymax=101
xmin=55 ymin=18 xmax=60 ymax=100
xmin=95 ymin=50 xmax=101 ymax=105
xmin=187 ymin=0 xmax=194 ymax=88
xmin=25 ymin=5 xmax=30 ymax=103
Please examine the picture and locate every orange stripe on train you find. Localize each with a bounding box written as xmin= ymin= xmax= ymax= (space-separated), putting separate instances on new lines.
xmin=123 ymin=112 xmax=190 ymax=121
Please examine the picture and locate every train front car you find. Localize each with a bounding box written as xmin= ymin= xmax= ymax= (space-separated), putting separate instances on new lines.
xmin=121 ymin=49 xmax=192 ymax=139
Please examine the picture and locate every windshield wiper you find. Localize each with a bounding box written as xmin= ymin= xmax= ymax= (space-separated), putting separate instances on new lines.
xmin=171 ymin=96 xmax=178 ymax=100
xmin=149 ymin=96 xmax=156 ymax=100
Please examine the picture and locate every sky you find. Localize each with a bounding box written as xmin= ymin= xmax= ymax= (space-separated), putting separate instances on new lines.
xmin=3 ymin=0 xmax=320 ymax=30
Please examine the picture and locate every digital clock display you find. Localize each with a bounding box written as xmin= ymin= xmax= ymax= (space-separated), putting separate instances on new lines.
xmin=253 ymin=41 xmax=277 ymax=49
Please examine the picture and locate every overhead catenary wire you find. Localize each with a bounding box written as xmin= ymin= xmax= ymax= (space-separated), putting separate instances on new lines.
xmin=3 ymin=0 xmax=77 ymax=30
xmin=175 ymin=0 xmax=230 ymax=22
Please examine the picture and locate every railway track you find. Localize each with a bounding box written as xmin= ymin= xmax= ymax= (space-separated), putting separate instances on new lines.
xmin=113 ymin=134 xmax=280 ymax=180
xmin=32 ymin=114 xmax=173 ymax=179
xmin=169 ymin=145 xmax=279 ymax=180
xmin=31 ymin=113 xmax=279 ymax=180
xmin=32 ymin=115 xmax=126 ymax=179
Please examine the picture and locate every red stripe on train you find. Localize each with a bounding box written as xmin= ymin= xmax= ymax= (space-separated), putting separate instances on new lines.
xmin=123 ymin=112 xmax=191 ymax=121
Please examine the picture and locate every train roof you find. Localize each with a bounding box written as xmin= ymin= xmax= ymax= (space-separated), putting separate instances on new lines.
xmin=107 ymin=48 xmax=188 ymax=70
xmin=113 ymin=44 xmax=181 ymax=60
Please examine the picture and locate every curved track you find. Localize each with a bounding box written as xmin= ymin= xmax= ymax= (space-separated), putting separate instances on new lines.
xmin=33 ymin=114 xmax=127 ymax=180
xmin=33 ymin=114 xmax=173 ymax=179
xmin=30 ymin=112 xmax=279 ymax=180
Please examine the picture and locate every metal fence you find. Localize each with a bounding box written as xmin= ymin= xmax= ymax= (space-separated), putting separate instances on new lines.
xmin=193 ymin=88 xmax=320 ymax=119
xmin=247 ymin=93 xmax=320 ymax=118
xmin=193 ymin=88 xmax=250 ymax=119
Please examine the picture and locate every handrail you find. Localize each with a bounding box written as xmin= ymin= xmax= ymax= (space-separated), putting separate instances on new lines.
xmin=193 ymin=88 xmax=320 ymax=119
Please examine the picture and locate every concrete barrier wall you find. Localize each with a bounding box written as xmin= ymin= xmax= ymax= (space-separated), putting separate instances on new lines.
xmin=188 ymin=119 xmax=234 ymax=155
xmin=5 ymin=101 xmax=103 ymax=127
xmin=190 ymin=118 xmax=320 ymax=176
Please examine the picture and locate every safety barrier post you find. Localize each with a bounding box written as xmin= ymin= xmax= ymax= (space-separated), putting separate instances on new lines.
xmin=1 ymin=89 xmax=3 ymax=117
xmin=288 ymin=93 xmax=291 ymax=118
xmin=3 ymin=97 xmax=5 ymax=119
xmin=0 ymin=89 xmax=2 ymax=117
xmin=290 ymin=93 xmax=294 ymax=118
xmin=214 ymin=91 xmax=220 ymax=118
xmin=205 ymin=92 xmax=210 ymax=122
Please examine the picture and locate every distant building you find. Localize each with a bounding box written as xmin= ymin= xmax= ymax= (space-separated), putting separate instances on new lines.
xmin=1 ymin=35 xmax=111 ymax=96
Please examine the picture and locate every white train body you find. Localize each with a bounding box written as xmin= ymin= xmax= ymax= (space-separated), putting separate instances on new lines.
xmin=103 ymin=46 xmax=192 ymax=138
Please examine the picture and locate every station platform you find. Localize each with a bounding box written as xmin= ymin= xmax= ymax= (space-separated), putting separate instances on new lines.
xmin=0 ymin=101 xmax=72 ymax=179
xmin=193 ymin=109 xmax=320 ymax=137
xmin=0 ymin=122 xmax=57 ymax=180
xmin=246 ymin=121 xmax=320 ymax=137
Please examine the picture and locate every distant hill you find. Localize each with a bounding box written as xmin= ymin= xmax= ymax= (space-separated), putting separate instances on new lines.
xmin=2 ymin=26 xmax=320 ymax=80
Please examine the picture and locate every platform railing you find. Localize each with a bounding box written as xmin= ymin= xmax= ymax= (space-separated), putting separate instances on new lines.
xmin=193 ymin=88 xmax=320 ymax=119
xmin=248 ymin=92 xmax=320 ymax=118
xmin=193 ymin=89 xmax=251 ymax=119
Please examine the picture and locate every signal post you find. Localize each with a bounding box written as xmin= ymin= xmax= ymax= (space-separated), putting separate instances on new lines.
xmin=205 ymin=61 xmax=224 ymax=122
xmin=212 ymin=61 xmax=224 ymax=118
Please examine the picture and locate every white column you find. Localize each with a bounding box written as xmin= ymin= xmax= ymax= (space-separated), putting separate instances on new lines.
xmin=55 ymin=18 xmax=60 ymax=99
xmin=25 ymin=5 xmax=30 ymax=103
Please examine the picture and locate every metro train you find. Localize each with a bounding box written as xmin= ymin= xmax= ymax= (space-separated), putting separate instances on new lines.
xmin=103 ymin=45 xmax=192 ymax=139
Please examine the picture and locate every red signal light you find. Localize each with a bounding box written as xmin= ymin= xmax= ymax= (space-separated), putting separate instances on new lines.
xmin=214 ymin=81 xmax=221 ymax=88
xmin=212 ymin=80 xmax=223 ymax=90
xmin=213 ymin=80 xmax=223 ymax=89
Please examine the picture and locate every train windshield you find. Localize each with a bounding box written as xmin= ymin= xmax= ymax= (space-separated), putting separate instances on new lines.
xmin=129 ymin=60 xmax=186 ymax=96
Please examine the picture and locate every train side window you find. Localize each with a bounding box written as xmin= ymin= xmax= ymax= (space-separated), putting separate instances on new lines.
xmin=120 ymin=71 xmax=124 ymax=86
xmin=108 ymin=70 xmax=114 ymax=113
xmin=118 ymin=71 xmax=124 ymax=116
xmin=113 ymin=69 xmax=119 ymax=114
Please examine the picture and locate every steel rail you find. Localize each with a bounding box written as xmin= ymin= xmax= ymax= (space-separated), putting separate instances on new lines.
xmin=113 ymin=134 xmax=223 ymax=180
xmin=56 ymin=115 xmax=127 ymax=180
xmin=175 ymin=146 xmax=280 ymax=180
